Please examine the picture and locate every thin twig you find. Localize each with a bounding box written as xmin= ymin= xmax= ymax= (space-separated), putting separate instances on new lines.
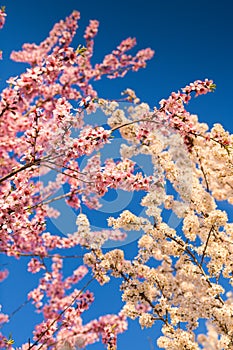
xmin=15 ymin=253 xmax=84 ymax=259
xmin=28 ymin=277 xmax=95 ymax=350
xmin=0 ymin=159 xmax=41 ymax=184
xmin=164 ymin=232 xmax=224 ymax=305
xmin=42 ymin=163 xmax=93 ymax=184
xmin=29 ymin=188 xmax=81 ymax=209
xmin=195 ymin=149 xmax=210 ymax=192
xmin=8 ymin=299 xmax=31 ymax=319
xmin=200 ymin=224 xmax=215 ymax=266
xmin=46 ymin=159 xmax=87 ymax=176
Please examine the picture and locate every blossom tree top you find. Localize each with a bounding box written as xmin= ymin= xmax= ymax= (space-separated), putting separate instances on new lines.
xmin=0 ymin=8 xmax=233 ymax=350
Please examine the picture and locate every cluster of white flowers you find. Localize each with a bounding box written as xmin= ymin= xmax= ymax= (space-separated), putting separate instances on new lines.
xmin=74 ymin=213 xmax=108 ymax=249
xmin=108 ymin=210 xmax=150 ymax=231
xmin=139 ymin=312 xmax=155 ymax=328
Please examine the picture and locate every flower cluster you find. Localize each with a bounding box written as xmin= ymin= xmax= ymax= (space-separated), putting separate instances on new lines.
xmin=0 ymin=6 xmax=6 ymax=29
xmin=0 ymin=10 xmax=155 ymax=348
xmin=1 ymin=7 xmax=233 ymax=350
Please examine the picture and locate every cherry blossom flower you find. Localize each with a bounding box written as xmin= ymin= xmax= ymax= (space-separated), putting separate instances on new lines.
xmin=0 ymin=7 xmax=6 ymax=29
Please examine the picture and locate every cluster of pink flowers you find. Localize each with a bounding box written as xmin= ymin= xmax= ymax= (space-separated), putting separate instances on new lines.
xmin=0 ymin=6 xmax=6 ymax=29
xmin=72 ymin=126 xmax=112 ymax=156
xmin=0 ymin=10 xmax=155 ymax=349
xmin=157 ymin=79 xmax=216 ymax=150
xmin=95 ymin=37 xmax=154 ymax=79
xmin=0 ymin=269 xmax=8 ymax=282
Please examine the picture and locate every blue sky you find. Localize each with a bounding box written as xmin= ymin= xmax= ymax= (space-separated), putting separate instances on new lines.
xmin=0 ymin=0 xmax=233 ymax=349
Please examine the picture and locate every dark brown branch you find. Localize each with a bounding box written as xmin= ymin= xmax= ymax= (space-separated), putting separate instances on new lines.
xmin=46 ymin=159 xmax=87 ymax=176
xmin=29 ymin=188 xmax=81 ymax=209
xmin=200 ymin=224 xmax=215 ymax=266
xmin=164 ymin=232 xmax=224 ymax=306
xmin=194 ymin=149 xmax=210 ymax=192
xmin=9 ymin=299 xmax=30 ymax=319
xmin=0 ymin=159 xmax=41 ymax=184
xmin=42 ymin=163 xmax=93 ymax=184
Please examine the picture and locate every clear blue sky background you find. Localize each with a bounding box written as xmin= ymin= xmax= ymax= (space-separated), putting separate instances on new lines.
xmin=0 ymin=1 xmax=233 ymax=349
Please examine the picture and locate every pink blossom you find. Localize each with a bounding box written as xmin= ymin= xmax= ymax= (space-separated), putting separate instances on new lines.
xmin=0 ymin=313 xmax=8 ymax=324
xmin=0 ymin=269 xmax=8 ymax=282
xmin=0 ymin=7 xmax=6 ymax=29
xmin=28 ymin=258 xmax=46 ymax=273
xmin=84 ymin=20 xmax=99 ymax=40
